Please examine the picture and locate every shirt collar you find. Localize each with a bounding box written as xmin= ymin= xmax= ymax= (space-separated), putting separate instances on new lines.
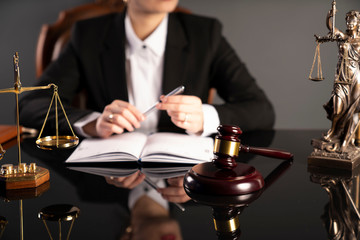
xmin=125 ymin=13 xmax=168 ymax=57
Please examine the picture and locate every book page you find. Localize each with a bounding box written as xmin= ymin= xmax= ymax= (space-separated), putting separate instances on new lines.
xmin=140 ymin=132 xmax=214 ymax=164
xmin=66 ymin=132 xmax=148 ymax=163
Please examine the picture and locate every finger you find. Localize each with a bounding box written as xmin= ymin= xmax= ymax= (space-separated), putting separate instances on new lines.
xmin=112 ymin=114 xmax=135 ymax=132
xmin=119 ymin=108 xmax=142 ymax=129
xmin=158 ymin=96 xmax=201 ymax=112
xmin=121 ymin=171 xmax=143 ymax=188
xmin=158 ymin=187 xmax=191 ymax=203
xmin=113 ymin=100 xmax=145 ymax=121
xmin=97 ymin=117 xmax=124 ymax=138
xmin=158 ymin=186 xmax=184 ymax=196
xmin=106 ymin=105 xmax=143 ymax=130
xmin=163 ymin=194 xmax=191 ymax=203
xmin=105 ymin=100 xmax=145 ymax=123
xmin=169 ymin=112 xmax=203 ymax=129
xmin=161 ymin=95 xmax=200 ymax=105
xmin=104 ymin=176 xmax=115 ymax=185
xmin=126 ymin=172 xmax=146 ymax=189
xmin=158 ymin=102 xmax=192 ymax=113
xmin=106 ymin=171 xmax=143 ymax=189
xmin=104 ymin=176 xmax=126 ymax=188
xmin=167 ymin=111 xmax=193 ymax=123
xmin=167 ymin=176 xmax=184 ymax=187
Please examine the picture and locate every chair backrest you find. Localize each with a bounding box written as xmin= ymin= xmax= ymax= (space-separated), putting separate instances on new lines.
xmin=36 ymin=1 xmax=125 ymax=78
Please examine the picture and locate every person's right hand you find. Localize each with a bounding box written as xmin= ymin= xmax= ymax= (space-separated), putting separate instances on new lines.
xmin=96 ymin=100 xmax=145 ymax=138
xmin=105 ymin=170 xmax=145 ymax=189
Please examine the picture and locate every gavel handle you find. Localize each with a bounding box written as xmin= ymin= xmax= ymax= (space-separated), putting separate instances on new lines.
xmin=239 ymin=145 xmax=293 ymax=160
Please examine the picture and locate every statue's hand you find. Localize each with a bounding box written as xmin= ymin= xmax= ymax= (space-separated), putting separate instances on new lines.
xmin=327 ymin=10 xmax=334 ymax=17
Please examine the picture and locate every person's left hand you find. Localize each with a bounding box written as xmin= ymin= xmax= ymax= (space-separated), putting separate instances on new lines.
xmin=157 ymin=176 xmax=191 ymax=203
xmin=104 ymin=170 xmax=145 ymax=189
xmin=157 ymin=95 xmax=204 ymax=134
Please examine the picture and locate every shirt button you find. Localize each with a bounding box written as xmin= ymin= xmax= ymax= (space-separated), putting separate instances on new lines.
xmin=142 ymin=45 xmax=146 ymax=49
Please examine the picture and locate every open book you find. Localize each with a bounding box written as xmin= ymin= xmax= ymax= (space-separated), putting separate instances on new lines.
xmin=66 ymin=132 xmax=214 ymax=165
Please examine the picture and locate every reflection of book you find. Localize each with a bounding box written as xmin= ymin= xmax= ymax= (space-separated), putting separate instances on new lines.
xmin=67 ymin=165 xmax=193 ymax=179
xmin=66 ymin=132 xmax=213 ymax=165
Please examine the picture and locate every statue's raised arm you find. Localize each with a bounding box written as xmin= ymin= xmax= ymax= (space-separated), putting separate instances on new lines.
xmin=326 ymin=3 xmax=345 ymax=40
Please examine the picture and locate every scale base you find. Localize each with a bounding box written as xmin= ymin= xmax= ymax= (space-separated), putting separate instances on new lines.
xmin=309 ymin=138 xmax=360 ymax=170
xmin=0 ymin=165 xmax=50 ymax=190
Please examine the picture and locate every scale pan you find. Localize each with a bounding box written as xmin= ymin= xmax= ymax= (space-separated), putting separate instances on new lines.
xmin=36 ymin=136 xmax=79 ymax=150
xmin=309 ymin=77 xmax=324 ymax=81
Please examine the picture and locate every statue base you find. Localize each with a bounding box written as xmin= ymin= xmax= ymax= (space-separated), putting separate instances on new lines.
xmin=308 ymin=138 xmax=360 ymax=170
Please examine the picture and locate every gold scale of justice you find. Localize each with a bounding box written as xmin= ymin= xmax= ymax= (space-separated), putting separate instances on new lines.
xmin=0 ymin=53 xmax=80 ymax=240
xmin=309 ymin=0 xmax=351 ymax=83
xmin=0 ymin=52 xmax=79 ymax=190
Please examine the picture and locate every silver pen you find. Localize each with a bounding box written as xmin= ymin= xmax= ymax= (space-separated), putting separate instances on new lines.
xmin=143 ymin=176 xmax=186 ymax=212
xmin=143 ymin=85 xmax=185 ymax=116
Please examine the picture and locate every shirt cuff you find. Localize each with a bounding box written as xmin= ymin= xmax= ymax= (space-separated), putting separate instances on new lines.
xmin=187 ymin=104 xmax=220 ymax=137
xmin=73 ymin=112 xmax=101 ymax=138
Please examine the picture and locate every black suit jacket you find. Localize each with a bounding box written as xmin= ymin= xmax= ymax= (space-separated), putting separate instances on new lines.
xmin=19 ymin=11 xmax=274 ymax=135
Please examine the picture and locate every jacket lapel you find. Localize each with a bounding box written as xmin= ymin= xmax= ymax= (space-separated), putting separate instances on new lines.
xmin=100 ymin=12 xmax=128 ymax=103
xmin=162 ymin=13 xmax=189 ymax=95
xmin=159 ymin=13 xmax=189 ymax=131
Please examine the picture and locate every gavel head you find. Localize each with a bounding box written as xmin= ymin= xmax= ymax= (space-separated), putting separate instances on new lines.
xmin=213 ymin=125 xmax=242 ymax=170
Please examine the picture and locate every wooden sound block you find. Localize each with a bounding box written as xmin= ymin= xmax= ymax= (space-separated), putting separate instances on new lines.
xmin=0 ymin=166 xmax=50 ymax=190
xmin=184 ymin=162 xmax=264 ymax=196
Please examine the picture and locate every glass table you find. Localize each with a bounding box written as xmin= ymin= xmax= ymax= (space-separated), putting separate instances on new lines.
xmin=1 ymin=129 xmax=357 ymax=239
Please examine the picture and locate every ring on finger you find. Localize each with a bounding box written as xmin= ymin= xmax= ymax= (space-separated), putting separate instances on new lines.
xmin=107 ymin=113 xmax=114 ymax=123
xmin=184 ymin=113 xmax=190 ymax=124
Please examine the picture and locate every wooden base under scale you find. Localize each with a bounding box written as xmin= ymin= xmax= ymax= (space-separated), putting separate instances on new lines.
xmin=0 ymin=164 xmax=50 ymax=190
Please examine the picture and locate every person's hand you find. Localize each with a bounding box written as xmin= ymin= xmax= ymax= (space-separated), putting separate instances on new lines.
xmin=105 ymin=170 xmax=145 ymax=189
xmin=95 ymin=100 xmax=145 ymax=138
xmin=157 ymin=95 xmax=204 ymax=134
xmin=157 ymin=176 xmax=191 ymax=203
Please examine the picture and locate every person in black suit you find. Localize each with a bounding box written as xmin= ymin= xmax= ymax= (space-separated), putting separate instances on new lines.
xmin=19 ymin=0 xmax=274 ymax=139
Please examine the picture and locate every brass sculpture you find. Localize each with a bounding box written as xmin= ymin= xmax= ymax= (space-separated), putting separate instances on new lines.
xmin=309 ymin=1 xmax=360 ymax=169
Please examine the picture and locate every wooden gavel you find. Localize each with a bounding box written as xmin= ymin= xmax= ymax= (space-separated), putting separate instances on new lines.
xmin=212 ymin=125 xmax=293 ymax=170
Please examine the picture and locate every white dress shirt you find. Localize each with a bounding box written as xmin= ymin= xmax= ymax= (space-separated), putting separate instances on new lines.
xmin=74 ymin=13 xmax=220 ymax=137
xmin=124 ymin=13 xmax=166 ymax=134
xmin=128 ymin=177 xmax=169 ymax=210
